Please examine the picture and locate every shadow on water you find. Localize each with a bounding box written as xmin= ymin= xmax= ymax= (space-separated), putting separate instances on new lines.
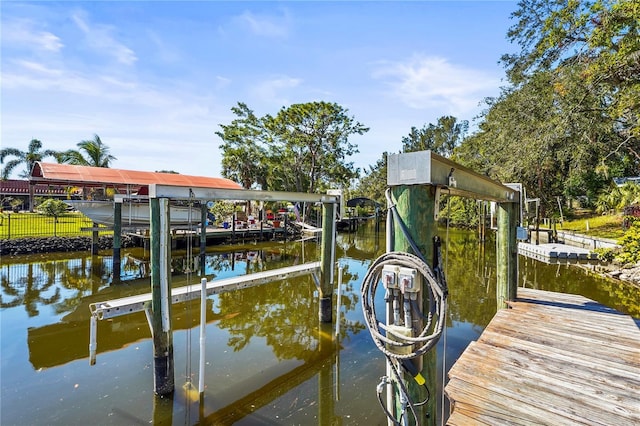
xmin=1 ymin=222 xmax=639 ymax=425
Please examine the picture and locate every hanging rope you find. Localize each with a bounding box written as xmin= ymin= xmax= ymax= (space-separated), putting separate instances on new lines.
xmin=361 ymin=188 xmax=448 ymax=425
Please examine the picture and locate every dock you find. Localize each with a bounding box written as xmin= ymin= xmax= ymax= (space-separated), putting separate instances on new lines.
xmin=517 ymin=242 xmax=600 ymax=263
xmin=125 ymin=224 xmax=287 ymax=247
xmin=445 ymin=288 xmax=640 ymax=425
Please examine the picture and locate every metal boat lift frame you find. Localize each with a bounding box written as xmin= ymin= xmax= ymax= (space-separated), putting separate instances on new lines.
xmin=91 ymin=184 xmax=339 ymax=396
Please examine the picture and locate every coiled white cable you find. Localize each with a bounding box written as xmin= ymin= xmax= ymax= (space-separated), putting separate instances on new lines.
xmin=361 ymin=251 xmax=446 ymax=360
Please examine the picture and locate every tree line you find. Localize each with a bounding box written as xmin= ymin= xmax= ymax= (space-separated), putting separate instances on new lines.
xmin=358 ymin=0 xmax=639 ymax=219
xmin=1 ymin=135 xmax=116 ymax=179
xmin=3 ymin=0 xmax=637 ymax=222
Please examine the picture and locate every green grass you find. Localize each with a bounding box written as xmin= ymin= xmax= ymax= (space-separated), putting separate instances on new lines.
xmin=558 ymin=213 xmax=624 ymax=240
xmin=0 ymin=211 xmax=111 ymax=239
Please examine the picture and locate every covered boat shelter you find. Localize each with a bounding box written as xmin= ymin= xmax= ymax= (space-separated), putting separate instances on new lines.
xmin=29 ymin=161 xmax=245 ymax=258
xmin=29 ymin=161 xmax=242 ymax=194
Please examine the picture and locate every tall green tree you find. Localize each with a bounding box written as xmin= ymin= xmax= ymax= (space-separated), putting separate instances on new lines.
xmin=0 ymin=139 xmax=60 ymax=179
xmin=502 ymin=0 xmax=639 ymax=164
xmin=217 ymin=101 xmax=368 ymax=194
xmin=264 ymin=101 xmax=368 ymax=194
xmin=456 ymin=0 xmax=639 ymax=214
xmin=60 ymin=134 xmax=116 ymax=167
xmin=401 ymin=116 xmax=468 ymax=158
xmin=215 ymin=103 xmax=269 ymax=190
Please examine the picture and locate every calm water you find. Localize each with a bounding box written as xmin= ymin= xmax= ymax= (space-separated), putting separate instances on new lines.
xmin=1 ymin=224 xmax=638 ymax=425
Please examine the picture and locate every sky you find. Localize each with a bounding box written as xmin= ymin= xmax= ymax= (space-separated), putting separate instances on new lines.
xmin=1 ymin=1 xmax=519 ymax=180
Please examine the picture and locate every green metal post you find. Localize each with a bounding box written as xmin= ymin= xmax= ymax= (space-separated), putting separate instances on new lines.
xmin=391 ymin=184 xmax=436 ymax=425
xmin=319 ymin=202 xmax=336 ymax=323
xmin=200 ymin=204 xmax=207 ymax=276
xmin=113 ymin=200 xmax=122 ymax=284
xmin=91 ymin=223 xmax=99 ymax=255
xmin=200 ymin=204 xmax=207 ymax=254
xmin=496 ymin=201 xmax=518 ymax=309
xmin=150 ymin=197 xmax=174 ymax=395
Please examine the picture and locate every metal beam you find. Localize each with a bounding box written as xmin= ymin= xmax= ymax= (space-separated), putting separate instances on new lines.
xmin=387 ymin=150 xmax=518 ymax=202
xmin=148 ymin=185 xmax=338 ymax=204
xmin=90 ymin=262 xmax=321 ymax=320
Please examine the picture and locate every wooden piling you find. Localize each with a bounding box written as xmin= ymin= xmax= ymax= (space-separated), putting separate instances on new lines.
xmin=391 ymin=184 xmax=436 ymax=425
xmin=496 ymin=201 xmax=518 ymax=309
xmin=112 ymin=200 xmax=122 ymax=283
xmin=150 ymin=197 xmax=175 ymax=395
xmin=200 ymin=204 xmax=207 ymax=254
xmin=91 ymin=222 xmax=99 ymax=255
xmin=319 ymin=202 xmax=336 ymax=323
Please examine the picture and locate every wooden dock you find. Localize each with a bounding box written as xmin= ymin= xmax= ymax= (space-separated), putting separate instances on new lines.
xmin=445 ymin=288 xmax=640 ymax=425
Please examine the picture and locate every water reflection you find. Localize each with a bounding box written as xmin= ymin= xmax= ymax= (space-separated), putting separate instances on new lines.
xmin=1 ymin=224 xmax=638 ymax=425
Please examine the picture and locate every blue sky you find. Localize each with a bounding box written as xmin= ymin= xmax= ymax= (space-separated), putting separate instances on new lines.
xmin=1 ymin=1 xmax=518 ymax=180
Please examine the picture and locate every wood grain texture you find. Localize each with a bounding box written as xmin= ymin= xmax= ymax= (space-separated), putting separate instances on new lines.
xmin=445 ymin=288 xmax=640 ymax=425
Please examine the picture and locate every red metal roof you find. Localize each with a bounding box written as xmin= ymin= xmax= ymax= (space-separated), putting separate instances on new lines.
xmin=30 ymin=162 xmax=242 ymax=190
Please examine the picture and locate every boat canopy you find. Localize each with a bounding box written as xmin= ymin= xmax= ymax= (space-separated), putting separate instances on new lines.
xmin=30 ymin=162 xmax=242 ymax=192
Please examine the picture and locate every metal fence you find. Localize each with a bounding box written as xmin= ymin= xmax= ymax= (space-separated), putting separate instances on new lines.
xmin=0 ymin=212 xmax=104 ymax=239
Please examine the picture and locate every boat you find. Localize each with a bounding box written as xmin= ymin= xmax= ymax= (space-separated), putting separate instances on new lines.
xmin=65 ymin=200 xmax=201 ymax=227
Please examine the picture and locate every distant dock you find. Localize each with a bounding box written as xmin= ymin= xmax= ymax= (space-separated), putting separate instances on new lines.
xmin=125 ymin=225 xmax=287 ymax=248
xmin=446 ymin=288 xmax=640 ymax=425
xmin=518 ymin=242 xmax=600 ymax=263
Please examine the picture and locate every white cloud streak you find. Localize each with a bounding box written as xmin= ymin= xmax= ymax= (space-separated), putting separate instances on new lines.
xmin=373 ymin=55 xmax=501 ymax=115
xmin=71 ymin=11 xmax=137 ymax=65
xmin=250 ymin=75 xmax=302 ymax=105
xmin=236 ymin=9 xmax=291 ymax=38
xmin=2 ymin=18 xmax=64 ymax=52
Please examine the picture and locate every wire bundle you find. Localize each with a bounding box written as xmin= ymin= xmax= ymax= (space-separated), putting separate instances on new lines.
xmin=361 ymin=251 xmax=447 ymax=360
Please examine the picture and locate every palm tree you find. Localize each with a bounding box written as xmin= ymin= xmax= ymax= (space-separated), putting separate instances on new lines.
xmin=60 ymin=134 xmax=117 ymax=167
xmin=0 ymin=139 xmax=61 ymax=179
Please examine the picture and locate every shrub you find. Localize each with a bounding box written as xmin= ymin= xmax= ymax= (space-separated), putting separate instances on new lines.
xmin=616 ymin=221 xmax=640 ymax=265
xmin=36 ymin=199 xmax=69 ymax=219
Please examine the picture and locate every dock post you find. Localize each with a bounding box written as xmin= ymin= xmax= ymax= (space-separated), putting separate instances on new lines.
xmin=319 ymin=201 xmax=336 ymax=323
xmin=91 ymin=222 xmax=99 ymax=255
xmin=150 ymin=197 xmax=175 ymax=396
xmin=113 ymin=200 xmax=122 ymax=284
xmin=496 ymin=201 xmax=518 ymax=309
xmin=200 ymin=204 xmax=207 ymax=275
xmin=200 ymin=204 xmax=207 ymax=254
xmin=391 ymin=184 xmax=437 ymax=425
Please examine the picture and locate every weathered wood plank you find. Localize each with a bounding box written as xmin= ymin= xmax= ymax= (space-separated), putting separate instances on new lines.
xmin=494 ymin=306 xmax=640 ymax=352
xmin=486 ymin=316 xmax=640 ymax=368
xmin=447 ymin=377 xmax=583 ymax=425
xmin=445 ymin=289 xmax=640 ymax=426
xmin=492 ymin=306 xmax=640 ymax=349
xmin=450 ymin=341 xmax=640 ymax=423
xmin=479 ymin=329 xmax=640 ymax=386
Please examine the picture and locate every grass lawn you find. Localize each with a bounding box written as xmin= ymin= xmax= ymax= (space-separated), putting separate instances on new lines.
xmin=0 ymin=211 xmax=111 ymax=239
xmin=558 ymin=213 xmax=624 ymax=240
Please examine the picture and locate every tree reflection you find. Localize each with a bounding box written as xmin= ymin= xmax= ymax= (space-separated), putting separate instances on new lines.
xmin=0 ymin=263 xmax=60 ymax=316
xmin=212 ymin=237 xmax=371 ymax=362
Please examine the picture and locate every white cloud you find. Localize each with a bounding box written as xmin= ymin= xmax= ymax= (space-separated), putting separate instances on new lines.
xmin=250 ymin=76 xmax=302 ymax=105
xmin=11 ymin=60 xmax=63 ymax=77
xmin=373 ymin=55 xmax=501 ymax=115
xmin=147 ymin=30 xmax=182 ymax=63
xmin=71 ymin=11 xmax=137 ymax=65
xmin=2 ymin=18 xmax=63 ymax=52
xmin=236 ymin=9 xmax=291 ymax=38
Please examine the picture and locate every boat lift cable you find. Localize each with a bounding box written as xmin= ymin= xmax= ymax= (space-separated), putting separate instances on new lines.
xmin=361 ymin=189 xmax=448 ymax=425
xmin=184 ymin=189 xmax=195 ymax=423
xmin=440 ymin=189 xmax=451 ymax=425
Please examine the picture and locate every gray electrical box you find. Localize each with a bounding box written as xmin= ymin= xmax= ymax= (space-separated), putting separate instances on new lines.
xmin=387 ymin=151 xmax=432 ymax=186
